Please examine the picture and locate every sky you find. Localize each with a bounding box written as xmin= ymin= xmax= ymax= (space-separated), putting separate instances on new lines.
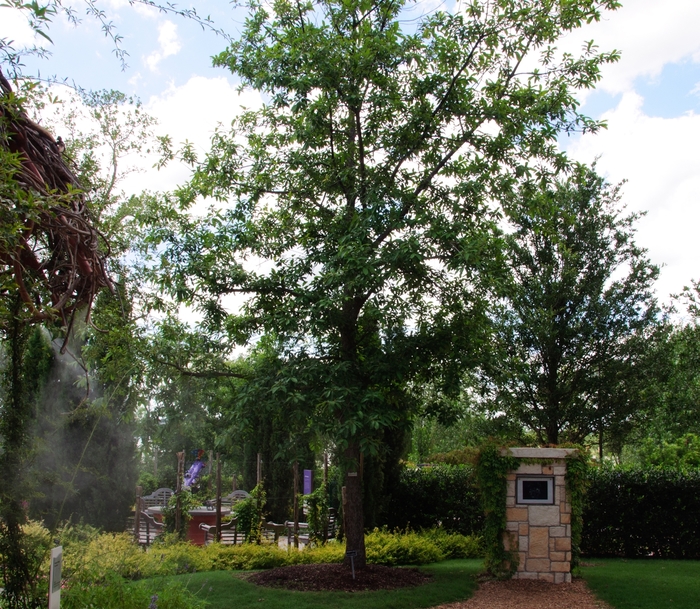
xmin=2 ymin=0 xmax=699 ymax=305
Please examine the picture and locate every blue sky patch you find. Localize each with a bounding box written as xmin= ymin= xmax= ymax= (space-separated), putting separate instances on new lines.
xmin=635 ymin=61 xmax=700 ymax=118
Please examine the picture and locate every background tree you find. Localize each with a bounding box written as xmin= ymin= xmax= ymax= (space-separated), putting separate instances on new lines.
xmin=478 ymin=165 xmax=660 ymax=446
xmin=623 ymin=282 xmax=700 ymax=451
xmin=140 ymin=0 xmax=620 ymax=566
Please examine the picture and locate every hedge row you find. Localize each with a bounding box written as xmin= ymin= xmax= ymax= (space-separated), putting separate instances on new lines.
xmin=581 ymin=468 xmax=700 ymax=559
xmin=385 ymin=465 xmax=484 ymax=535
xmin=387 ymin=464 xmax=700 ymax=559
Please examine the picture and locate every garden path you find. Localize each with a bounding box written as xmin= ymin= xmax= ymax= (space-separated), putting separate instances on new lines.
xmin=432 ymin=578 xmax=613 ymax=609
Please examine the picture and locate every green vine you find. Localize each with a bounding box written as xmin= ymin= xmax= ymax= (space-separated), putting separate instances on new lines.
xmin=163 ymin=490 xmax=198 ymax=538
xmin=303 ymin=482 xmax=330 ymax=545
xmin=564 ymin=449 xmax=590 ymax=569
xmin=233 ymin=484 xmax=267 ymax=543
xmin=476 ymin=443 xmax=519 ymax=579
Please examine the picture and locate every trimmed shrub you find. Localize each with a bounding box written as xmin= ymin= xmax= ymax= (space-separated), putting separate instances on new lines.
xmin=582 ymin=467 xmax=700 ymax=558
xmin=385 ymin=465 xmax=484 ymax=535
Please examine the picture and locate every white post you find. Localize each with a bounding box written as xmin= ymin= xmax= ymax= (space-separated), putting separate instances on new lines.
xmin=48 ymin=545 xmax=63 ymax=609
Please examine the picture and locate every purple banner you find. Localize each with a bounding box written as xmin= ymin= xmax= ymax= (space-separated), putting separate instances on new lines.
xmin=303 ymin=469 xmax=313 ymax=495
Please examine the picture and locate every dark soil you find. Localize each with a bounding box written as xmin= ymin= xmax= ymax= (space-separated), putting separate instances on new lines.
xmin=247 ymin=563 xmax=432 ymax=592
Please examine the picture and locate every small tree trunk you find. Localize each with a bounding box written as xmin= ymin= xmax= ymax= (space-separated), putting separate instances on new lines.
xmin=342 ymin=442 xmax=366 ymax=569
xmin=216 ymin=454 xmax=222 ymax=542
xmin=293 ymin=461 xmax=299 ymax=549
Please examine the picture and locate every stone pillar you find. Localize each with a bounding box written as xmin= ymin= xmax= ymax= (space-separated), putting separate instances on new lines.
xmin=503 ymin=447 xmax=576 ymax=584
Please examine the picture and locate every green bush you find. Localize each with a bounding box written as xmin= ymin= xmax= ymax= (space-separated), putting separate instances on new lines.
xmin=63 ymin=532 xmax=145 ymax=582
xmin=582 ymin=467 xmax=700 ymax=558
xmin=62 ymin=573 xmax=206 ymax=609
xmin=365 ymin=529 xmax=445 ymax=566
xmin=420 ymin=528 xmax=483 ymax=559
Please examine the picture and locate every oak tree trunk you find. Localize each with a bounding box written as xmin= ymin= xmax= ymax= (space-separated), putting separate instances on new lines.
xmin=342 ymin=442 xmax=366 ymax=569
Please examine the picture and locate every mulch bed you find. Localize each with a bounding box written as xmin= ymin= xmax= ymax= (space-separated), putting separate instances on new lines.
xmin=247 ymin=563 xmax=432 ymax=592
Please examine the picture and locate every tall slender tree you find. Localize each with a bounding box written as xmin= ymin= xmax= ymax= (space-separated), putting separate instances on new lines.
xmin=479 ymin=165 xmax=660 ymax=445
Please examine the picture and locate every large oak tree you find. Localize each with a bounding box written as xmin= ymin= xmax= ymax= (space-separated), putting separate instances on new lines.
xmin=144 ymin=0 xmax=620 ymax=566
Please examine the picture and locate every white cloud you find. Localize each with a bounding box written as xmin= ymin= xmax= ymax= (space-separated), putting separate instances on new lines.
xmin=560 ymin=0 xmax=700 ymax=96
xmin=565 ymin=93 xmax=700 ymax=301
xmin=146 ymin=20 xmax=182 ymax=72
xmin=0 ymin=7 xmax=38 ymax=47
xmin=120 ymin=75 xmax=263 ymax=195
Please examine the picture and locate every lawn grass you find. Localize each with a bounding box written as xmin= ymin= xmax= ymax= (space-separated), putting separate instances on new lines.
xmin=581 ymin=559 xmax=700 ymax=609
xmin=168 ymin=559 xmax=482 ymax=609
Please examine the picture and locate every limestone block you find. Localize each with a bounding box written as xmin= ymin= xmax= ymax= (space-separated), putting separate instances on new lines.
xmin=506 ymin=473 xmax=516 ymax=482
xmin=526 ymin=558 xmax=551 ymax=572
xmin=529 ymin=506 xmax=560 ymax=526
xmin=542 ymin=465 xmax=554 ymax=475
xmin=519 ymin=523 xmax=529 ymax=536
xmin=538 ymin=572 xmax=555 ymax=583
xmin=519 ymin=552 xmax=527 ymax=569
xmin=504 ymin=448 xmax=576 ymax=459
xmin=554 ymin=537 xmax=571 ymax=552
xmin=516 ymin=464 xmax=544 ymax=475
xmin=560 ymin=512 xmax=571 ymax=524
xmin=560 ymin=500 xmax=571 ymax=514
xmin=506 ymin=521 xmax=519 ymax=532
xmin=554 ymin=573 xmax=567 ymax=584
xmin=519 ymin=535 xmax=529 ymax=552
xmin=553 ymin=465 xmax=566 ymax=476
xmin=506 ymin=495 xmax=515 ymax=507
xmin=516 ymin=571 xmax=538 ymax=580
xmin=550 ymin=551 xmax=566 ymax=562
xmin=529 ymin=528 xmax=549 ymax=557
xmin=555 ymin=475 xmax=565 ymax=487
xmin=507 ymin=479 xmax=516 ymax=497
xmin=551 ymin=561 xmax=570 ymax=572
xmin=506 ymin=507 xmax=528 ymax=522
xmin=566 ymin=552 xmax=572 ymax=562
xmin=549 ymin=526 xmax=566 ymax=537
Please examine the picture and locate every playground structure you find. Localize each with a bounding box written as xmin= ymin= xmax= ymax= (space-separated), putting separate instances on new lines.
xmin=132 ymin=450 xmax=334 ymax=547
